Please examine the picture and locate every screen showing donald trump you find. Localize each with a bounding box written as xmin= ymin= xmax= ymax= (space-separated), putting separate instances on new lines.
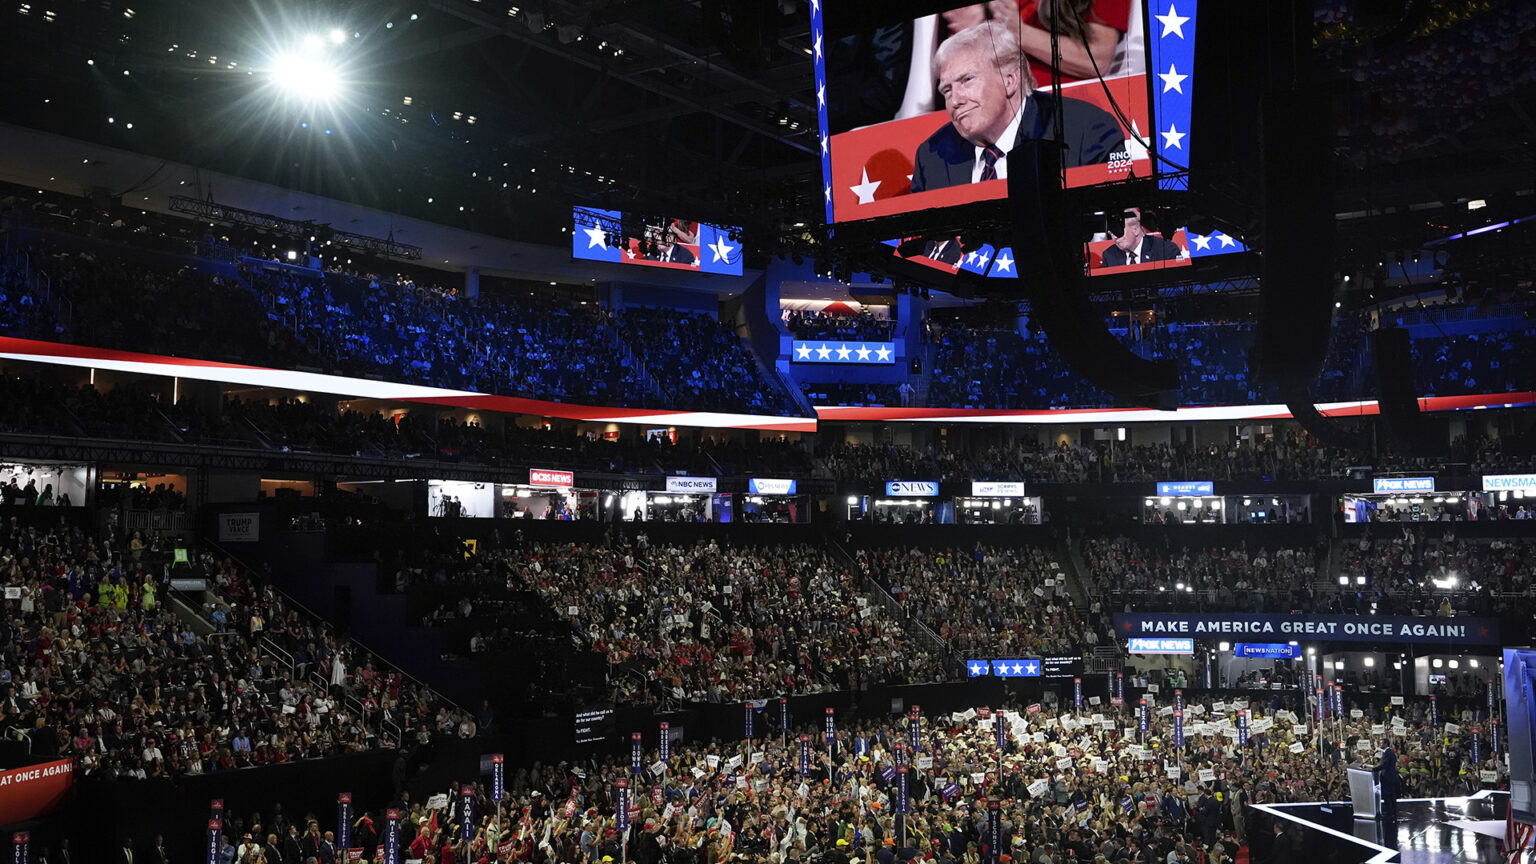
xmin=813 ymin=0 xmax=1179 ymax=225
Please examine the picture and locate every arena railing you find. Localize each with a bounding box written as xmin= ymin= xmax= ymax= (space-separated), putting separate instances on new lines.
xmin=205 ymin=538 xmax=469 ymax=719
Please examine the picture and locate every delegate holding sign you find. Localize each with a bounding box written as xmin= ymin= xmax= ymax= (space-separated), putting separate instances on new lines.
xmin=1114 ymin=613 xmax=1499 ymax=644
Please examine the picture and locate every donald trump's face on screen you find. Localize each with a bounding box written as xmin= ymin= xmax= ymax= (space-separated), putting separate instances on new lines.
xmin=936 ymin=34 xmax=1024 ymax=148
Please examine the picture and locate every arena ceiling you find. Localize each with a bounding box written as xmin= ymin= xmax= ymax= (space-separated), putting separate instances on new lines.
xmin=0 ymin=0 xmax=1531 ymax=275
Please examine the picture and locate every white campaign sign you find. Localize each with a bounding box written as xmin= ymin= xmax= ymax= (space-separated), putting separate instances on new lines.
xmin=218 ymin=512 xmax=260 ymax=542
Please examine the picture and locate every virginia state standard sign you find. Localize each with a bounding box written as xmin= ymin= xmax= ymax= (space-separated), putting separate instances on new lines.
xmin=1113 ymin=613 xmax=1499 ymax=644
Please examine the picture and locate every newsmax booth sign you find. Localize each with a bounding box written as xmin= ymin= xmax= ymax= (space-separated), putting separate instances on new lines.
xmin=885 ymin=481 xmax=939 ymax=497
xmin=1373 ymin=477 xmax=1435 ymax=494
xmin=1484 ymin=473 xmax=1536 ymax=492
xmin=1115 ymin=613 xmax=1499 ymax=644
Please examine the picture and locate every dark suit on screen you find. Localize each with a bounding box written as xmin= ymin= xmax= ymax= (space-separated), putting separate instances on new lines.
xmin=910 ymin=91 xmax=1126 ymax=193
xmin=658 ymin=245 xmax=695 ymax=265
xmin=1101 ymin=232 xmax=1182 ymax=268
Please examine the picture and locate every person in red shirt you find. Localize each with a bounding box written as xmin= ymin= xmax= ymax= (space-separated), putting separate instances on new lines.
xmin=942 ymin=0 xmax=1131 ymax=87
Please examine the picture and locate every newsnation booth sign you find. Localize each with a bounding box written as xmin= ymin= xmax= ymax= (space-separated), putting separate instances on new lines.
xmin=1115 ymin=613 xmax=1498 ymax=644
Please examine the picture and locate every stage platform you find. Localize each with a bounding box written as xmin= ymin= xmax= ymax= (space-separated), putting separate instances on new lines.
xmin=1252 ymin=790 xmax=1513 ymax=864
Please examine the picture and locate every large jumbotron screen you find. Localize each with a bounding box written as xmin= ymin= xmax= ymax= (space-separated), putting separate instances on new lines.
xmin=811 ymin=0 xmax=1201 ymax=225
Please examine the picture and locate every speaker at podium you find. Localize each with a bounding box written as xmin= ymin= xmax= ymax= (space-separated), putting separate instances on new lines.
xmin=1347 ymin=764 xmax=1381 ymax=820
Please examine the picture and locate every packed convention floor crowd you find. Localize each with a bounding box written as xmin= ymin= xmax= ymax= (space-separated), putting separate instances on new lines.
xmin=0 ymin=519 xmax=468 ymax=779
xmin=503 ymin=538 xmax=947 ymax=705
xmin=857 ymin=545 xmax=1093 ymax=657
xmin=185 ymin=687 xmax=1500 ymax=864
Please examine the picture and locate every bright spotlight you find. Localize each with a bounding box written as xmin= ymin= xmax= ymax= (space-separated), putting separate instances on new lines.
xmin=269 ymin=53 xmax=341 ymax=102
xmin=302 ymin=34 xmax=325 ymax=53
xmin=328 ymin=28 xmax=346 ymax=44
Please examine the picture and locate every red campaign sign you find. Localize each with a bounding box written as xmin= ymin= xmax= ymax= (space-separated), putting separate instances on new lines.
xmin=497 ymin=839 xmax=515 ymax=859
xmin=1110 ymin=697 xmax=1125 ymax=707
xmin=347 ymin=850 xmax=365 ymax=862
xmin=828 ymin=75 xmax=1151 ymax=223
xmin=562 ymin=798 xmax=578 ymax=819
xmin=1025 ymin=704 xmax=1041 ymax=715
xmin=651 ymin=788 xmax=664 ymax=807
xmin=978 ymin=707 xmax=992 ymax=720
xmin=0 ymin=759 xmax=74 ymax=824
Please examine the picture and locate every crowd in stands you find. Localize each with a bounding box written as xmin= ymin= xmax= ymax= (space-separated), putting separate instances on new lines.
xmin=1413 ymin=329 xmax=1536 ymax=398
xmin=930 ymin=326 xmax=1110 ymax=410
xmin=0 ymin=518 xmax=467 ymax=781
xmin=170 ymin=688 xmax=1498 ymax=864
xmin=503 ymin=538 xmax=946 ymax=705
xmin=930 ymin=312 xmax=1536 ymax=411
xmin=252 ymin=267 xmax=656 ymax=407
xmin=858 ymin=545 xmax=1091 ymax=657
xmin=816 ymin=431 xmax=1368 ymax=488
xmin=800 ymin=381 xmax=909 ymax=408
xmin=0 ymin=374 xmax=815 ymax=478
xmin=1318 ymin=0 xmax=1536 ymax=168
xmin=783 ymin=309 xmax=895 ymax=343
xmin=1115 ymin=322 xmax=1265 ymax=406
xmin=1333 ymin=529 xmax=1535 ymax=618
xmin=2 ymin=241 xmax=309 ymax=364
xmin=622 ymin=309 xmax=801 ymax=415
xmin=1083 ymin=538 xmax=1323 ymax=622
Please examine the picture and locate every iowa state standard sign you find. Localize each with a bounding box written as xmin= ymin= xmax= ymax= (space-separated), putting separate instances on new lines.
xmin=1114 ymin=613 xmax=1498 ymax=644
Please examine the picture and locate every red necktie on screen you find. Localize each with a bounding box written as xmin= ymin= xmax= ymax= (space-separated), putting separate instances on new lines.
xmin=979 ymin=146 xmax=1003 ymax=181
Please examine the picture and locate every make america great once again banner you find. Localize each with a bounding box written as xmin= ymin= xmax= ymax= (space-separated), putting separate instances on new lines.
xmin=1113 ymin=613 xmax=1498 ymax=644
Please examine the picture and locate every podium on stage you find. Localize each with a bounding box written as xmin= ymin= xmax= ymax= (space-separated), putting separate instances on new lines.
xmin=1347 ymin=764 xmax=1381 ymax=819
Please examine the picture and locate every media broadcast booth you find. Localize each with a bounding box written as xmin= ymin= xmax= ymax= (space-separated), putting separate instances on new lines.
xmin=426 ymin=469 xmax=589 ymax=519
xmin=1342 ymin=475 xmax=1483 ymax=523
xmin=738 ymin=478 xmax=811 ymax=523
xmin=1142 ymin=480 xmax=1310 ymax=524
xmin=953 ymin=481 xmax=1043 ymax=525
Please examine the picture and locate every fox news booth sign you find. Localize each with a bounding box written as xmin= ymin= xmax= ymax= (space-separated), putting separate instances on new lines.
xmin=1115 ymin=613 xmax=1499 ymax=645
xmin=885 ymin=481 xmax=939 ymax=497
xmin=666 ymin=476 xmax=717 ymax=493
xmin=1127 ymin=638 xmax=1195 ymax=655
xmin=1373 ymin=477 xmax=1435 ymax=494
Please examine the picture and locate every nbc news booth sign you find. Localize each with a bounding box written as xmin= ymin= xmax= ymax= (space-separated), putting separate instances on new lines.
xmin=1115 ymin=613 xmax=1499 ymax=645
xmin=666 ymin=476 xmax=718 ymax=493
